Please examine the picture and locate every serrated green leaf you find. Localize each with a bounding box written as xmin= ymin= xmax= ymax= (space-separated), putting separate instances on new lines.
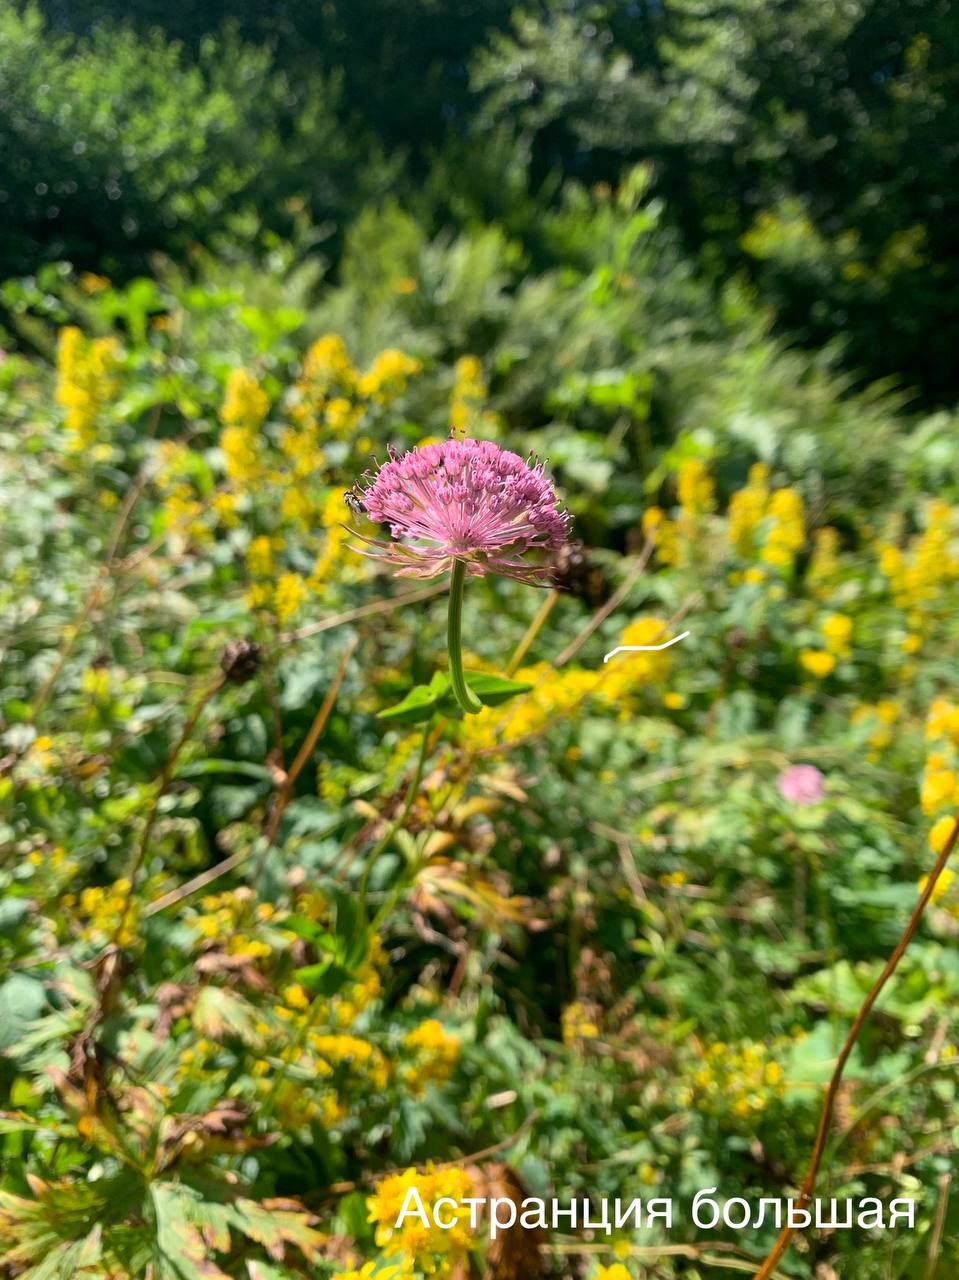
xmin=150 ymin=1183 xmax=231 ymax=1280
xmin=192 ymin=987 xmax=264 ymax=1047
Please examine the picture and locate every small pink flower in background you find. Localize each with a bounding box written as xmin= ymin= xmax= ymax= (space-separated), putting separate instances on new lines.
xmin=351 ymin=438 xmax=568 ymax=586
xmin=777 ymin=764 xmax=826 ymax=806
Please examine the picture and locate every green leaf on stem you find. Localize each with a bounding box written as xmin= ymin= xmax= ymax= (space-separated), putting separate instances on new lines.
xmin=377 ymin=671 xmax=449 ymax=723
xmin=379 ymin=669 xmax=531 ymax=723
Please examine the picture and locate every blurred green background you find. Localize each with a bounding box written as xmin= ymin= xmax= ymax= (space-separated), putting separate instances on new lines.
xmin=3 ymin=0 xmax=959 ymax=403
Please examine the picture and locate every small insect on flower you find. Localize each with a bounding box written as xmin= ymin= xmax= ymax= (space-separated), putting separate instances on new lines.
xmin=343 ymin=487 xmax=367 ymax=518
xmin=349 ymin=438 xmax=569 ymax=586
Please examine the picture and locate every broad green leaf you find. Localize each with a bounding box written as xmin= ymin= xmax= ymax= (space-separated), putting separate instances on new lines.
xmin=454 ymin=671 xmax=533 ymax=706
xmin=0 ymin=975 xmax=47 ymax=1051
xmin=293 ymin=959 xmax=353 ymax=997
xmin=0 ymin=897 xmax=30 ymax=936
xmin=150 ymin=1183 xmax=231 ymax=1280
xmin=378 ymin=671 xmax=449 ymax=723
xmin=192 ymin=987 xmax=264 ymax=1047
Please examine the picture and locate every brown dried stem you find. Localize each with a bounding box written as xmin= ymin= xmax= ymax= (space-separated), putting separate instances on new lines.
xmin=112 ymin=672 xmax=226 ymax=945
xmin=752 ymin=812 xmax=959 ymax=1280
xmin=143 ymin=637 xmax=356 ymax=917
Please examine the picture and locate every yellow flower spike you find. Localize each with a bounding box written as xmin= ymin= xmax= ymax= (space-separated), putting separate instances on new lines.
xmin=303 ymin=333 xmax=355 ymax=389
xmin=273 ymin=572 xmax=307 ymax=623
xmin=220 ymin=424 xmax=260 ymax=486
xmin=246 ymin=534 xmax=279 ymax=579
xmin=357 ymin=348 xmax=422 ymax=404
xmin=676 ymin=457 xmax=715 ymax=516
xmin=728 ymin=463 xmax=769 ymax=554
xmin=220 ymin=368 xmax=269 ymax=431
xmin=807 ymin=526 xmax=841 ymax=597
xmin=56 ymin=326 xmax=121 ymax=450
xmin=642 ymin=506 xmax=679 ymax=565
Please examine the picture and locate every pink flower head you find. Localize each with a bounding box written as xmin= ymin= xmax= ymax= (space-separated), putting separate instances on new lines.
xmin=776 ymin=764 xmax=826 ymax=807
xmin=351 ymin=438 xmax=569 ymax=585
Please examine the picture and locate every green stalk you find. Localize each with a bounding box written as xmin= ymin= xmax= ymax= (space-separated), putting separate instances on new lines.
xmin=447 ymin=559 xmax=482 ymax=714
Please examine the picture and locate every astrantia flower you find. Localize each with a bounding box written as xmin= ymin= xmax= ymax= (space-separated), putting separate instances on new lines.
xmin=352 ymin=438 xmax=568 ymax=586
xmin=352 ymin=437 xmax=568 ymax=715
xmin=776 ymin=764 xmax=825 ymax=806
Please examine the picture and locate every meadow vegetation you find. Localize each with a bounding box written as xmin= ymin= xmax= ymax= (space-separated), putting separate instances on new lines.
xmin=2 ymin=3 xmax=959 ymax=1277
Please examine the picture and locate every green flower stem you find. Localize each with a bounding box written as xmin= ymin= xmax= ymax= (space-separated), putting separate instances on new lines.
xmin=447 ymin=559 xmax=483 ymax=714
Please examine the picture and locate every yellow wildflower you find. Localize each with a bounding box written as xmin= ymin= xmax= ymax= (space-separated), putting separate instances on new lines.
xmin=273 ymin=572 xmax=307 ymax=623
xmin=807 ymin=526 xmax=842 ymax=598
xmin=320 ymin=396 xmax=359 ymax=437
xmin=78 ymin=272 xmax=110 ymax=294
xmin=677 ymin=457 xmax=714 ymax=516
xmin=450 ymin=354 xmax=491 ymax=439
xmin=927 ymin=699 xmax=959 ymax=745
xmin=641 ymin=506 xmax=678 ymax=565
xmin=220 ymin=368 xmax=269 ymax=431
xmin=601 ymin=618 xmax=671 ymax=697
xmin=878 ymin=501 xmax=959 ymax=612
xmin=800 ymin=649 xmax=836 ymax=678
xmin=357 ymin=348 xmax=421 ymax=404
xmin=211 ymin=492 xmax=239 ymax=527
xmin=929 ymin=815 xmax=958 ymax=855
xmin=56 ymin=326 xmax=121 ymax=450
xmin=921 ymin=769 xmax=959 ymax=815
xmin=821 ymin=612 xmax=853 ymax=655
xmin=761 ymin=487 xmax=805 ymax=570
xmin=246 ymin=534 xmax=280 ymax=579
xmin=404 ymin=1019 xmax=461 ymax=1093
xmin=303 ymin=334 xmax=355 ymax=390
xmin=368 ymin=1166 xmax=474 ymax=1274
xmin=919 ymin=867 xmax=956 ymax=904
xmin=562 ymin=1001 xmax=600 ymax=1043
xmin=283 ymin=983 xmax=311 ymax=1011
xmin=728 ymin=463 xmax=769 ymax=555
xmin=221 ymin=424 xmax=260 ymax=485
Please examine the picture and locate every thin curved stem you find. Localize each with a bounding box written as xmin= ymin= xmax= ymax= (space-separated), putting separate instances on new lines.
xmin=111 ymin=672 xmax=225 ymax=946
xmin=506 ymin=588 xmax=559 ymax=676
xmin=752 ymin=812 xmax=959 ymax=1280
xmin=447 ymin=559 xmax=482 ymax=714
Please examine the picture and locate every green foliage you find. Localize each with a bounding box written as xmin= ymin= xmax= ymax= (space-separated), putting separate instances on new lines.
xmin=2 ymin=213 xmax=959 ymax=1277
xmin=3 ymin=0 xmax=958 ymax=402
xmin=0 ymin=5 xmax=356 ymax=279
